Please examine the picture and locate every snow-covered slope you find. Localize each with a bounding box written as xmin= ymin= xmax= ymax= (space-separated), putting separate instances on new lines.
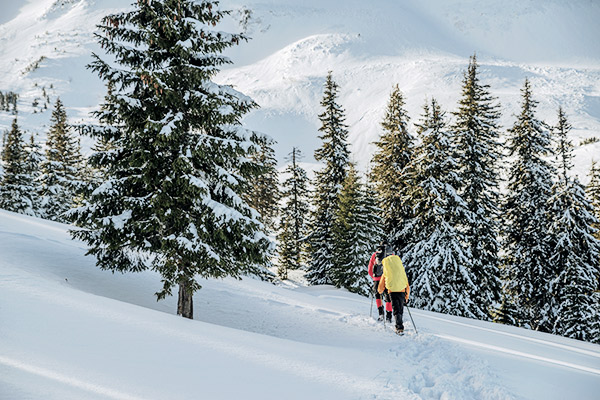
xmin=1 ymin=209 xmax=600 ymax=400
xmin=0 ymin=0 xmax=599 ymax=180
xmin=216 ymin=0 xmax=600 ymax=177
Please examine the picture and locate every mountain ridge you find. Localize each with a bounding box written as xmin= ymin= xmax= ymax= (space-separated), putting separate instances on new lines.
xmin=0 ymin=0 xmax=598 ymax=179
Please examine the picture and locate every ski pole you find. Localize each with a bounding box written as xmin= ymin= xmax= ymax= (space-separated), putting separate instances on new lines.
xmin=369 ymin=290 xmax=374 ymax=318
xmin=405 ymin=304 xmax=418 ymax=335
xmin=382 ymin=290 xmax=387 ymax=329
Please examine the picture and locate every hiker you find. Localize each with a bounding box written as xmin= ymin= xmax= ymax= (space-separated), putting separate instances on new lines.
xmin=377 ymin=244 xmax=410 ymax=334
xmin=368 ymin=242 xmax=392 ymax=322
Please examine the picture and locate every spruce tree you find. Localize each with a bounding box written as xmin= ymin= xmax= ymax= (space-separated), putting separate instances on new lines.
xmin=306 ymin=72 xmax=350 ymax=285
xmin=331 ymin=164 xmax=376 ymax=296
xmin=546 ymin=108 xmax=600 ymax=341
xmin=69 ymin=0 xmax=269 ymax=319
xmin=544 ymin=107 xmax=573 ymax=330
xmin=588 ymin=161 xmax=600 ymax=291
xmin=554 ymin=107 xmax=573 ymax=187
xmin=503 ymin=79 xmax=556 ymax=330
xmin=362 ymin=174 xmax=385 ymax=258
xmin=23 ymin=134 xmax=44 ymax=216
xmin=0 ymin=130 xmax=8 ymax=179
xmin=0 ymin=118 xmax=36 ymax=215
xmin=276 ymin=147 xmax=310 ymax=280
xmin=401 ymin=99 xmax=477 ymax=316
xmin=451 ymin=54 xmax=502 ymax=319
xmin=0 ymin=130 xmax=5 ymax=177
xmin=493 ymin=292 xmax=520 ymax=326
xmin=587 ymin=162 xmax=600 ymax=239
xmin=40 ymin=98 xmax=84 ymax=222
xmin=370 ymin=84 xmax=415 ymax=249
xmin=245 ymin=133 xmax=280 ymax=233
xmin=548 ymin=179 xmax=600 ymax=342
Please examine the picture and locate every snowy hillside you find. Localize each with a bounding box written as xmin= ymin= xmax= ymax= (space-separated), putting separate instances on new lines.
xmin=0 ymin=0 xmax=599 ymax=179
xmin=216 ymin=0 xmax=600 ymax=177
xmin=2 ymin=209 xmax=600 ymax=399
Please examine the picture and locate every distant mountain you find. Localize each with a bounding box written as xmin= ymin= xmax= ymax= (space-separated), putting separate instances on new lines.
xmin=1 ymin=0 xmax=599 ymax=179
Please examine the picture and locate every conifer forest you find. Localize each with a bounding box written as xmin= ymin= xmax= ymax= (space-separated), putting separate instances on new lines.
xmin=1 ymin=0 xmax=599 ymax=345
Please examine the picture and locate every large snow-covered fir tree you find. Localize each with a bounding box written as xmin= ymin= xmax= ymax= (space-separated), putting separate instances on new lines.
xmin=245 ymin=133 xmax=280 ymax=234
xmin=451 ymin=54 xmax=502 ymax=320
xmin=69 ymin=0 xmax=270 ymax=319
xmin=0 ymin=118 xmax=37 ymax=215
xmin=547 ymin=108 xmax=600 ymax=341
xmin=545 ymin=107 xmax=573 ymax=328
xmin=331 ymin=164 xmax=377 ymax=296
xmin=306 ymin=72 xmax=350 ymax=285
xmin=39 ymin=98 xmax=84 ymax=222
xmin=401 ymin=99 xmax=477 ymax=316
xmin=548 ymin=180 xmax=600 ymax=342
xmin=502 ymin=79 xmax=556 ymax=330
xmin=276 ymin=147 xmax=310 ymax=280
xmin=370 ymin=84 xmax=415 ymax=249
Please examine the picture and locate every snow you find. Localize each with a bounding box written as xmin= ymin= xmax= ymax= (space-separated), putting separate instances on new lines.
xmin=214 ymin=0 xmax=600 ymax=180
xmin=1 ymin=2 xmax=599 ymax=396
xmin=156 ymin=112 xmax=183 ymax=137
xmin=101 ymin=209 xmax=131 ymax=230
xmin=1 ymin=0 xmax=598 ymax=183
xmin=1 ymin=209 xmax=600 ymax=400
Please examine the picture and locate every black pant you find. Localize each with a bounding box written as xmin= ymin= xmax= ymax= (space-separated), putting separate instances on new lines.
xmin=373 ymin=281 xmax=391 ymax=304
xmin=390 ymin=292 xmax=405 ymax=330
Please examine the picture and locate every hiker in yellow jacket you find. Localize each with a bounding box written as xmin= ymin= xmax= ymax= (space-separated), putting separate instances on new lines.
xmin=377 ymin=244 xmax=410 ymax=334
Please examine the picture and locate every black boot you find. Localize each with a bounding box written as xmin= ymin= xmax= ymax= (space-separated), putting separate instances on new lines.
xmin=386 ymin=311 xmax=392 ymax=323
xmin=377 ymin=307 xmax=384 ymax=321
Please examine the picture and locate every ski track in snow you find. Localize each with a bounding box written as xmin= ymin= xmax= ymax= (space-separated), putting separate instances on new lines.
xmin=197 ymin=275 xmax=600 ymax=399
xmin=420 ymin=312 xmax=600 ymax=360
xmin=435 ymin=334 xmax=600 ymax=376
xmin=196 ymin=278 xmax=514 ymax=399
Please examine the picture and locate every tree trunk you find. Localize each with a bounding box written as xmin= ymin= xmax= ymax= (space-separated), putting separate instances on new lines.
xmin=177 ymin=280 xmax=194 ymax=319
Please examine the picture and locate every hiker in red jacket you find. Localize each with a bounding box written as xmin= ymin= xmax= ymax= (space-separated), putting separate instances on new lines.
xmin=368 ymin=243 xmax=392 ymax=322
